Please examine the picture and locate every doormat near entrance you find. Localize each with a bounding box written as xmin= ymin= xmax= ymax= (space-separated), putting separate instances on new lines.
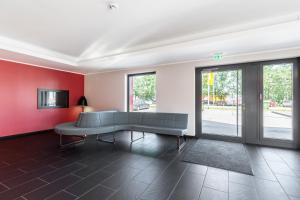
xmin=182 ymin=139 xmax=253 ymax=175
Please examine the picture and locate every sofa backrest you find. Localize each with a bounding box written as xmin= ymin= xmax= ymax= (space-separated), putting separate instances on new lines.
xmin=140 ymin=112 xmax=188 ymax=129
xmin=75 ymin=111 xmax=188 ymax=129
xmin=141 ymin=112 xmax=172 ymax=127
xmin=75 ymin=112 xmax=101 ymax=128
xmin=128 ymin=112 xmax=143 ymax=125
xmin=100 ymin=111 xmax=115 ymax=126
xmin=114 ymin=112 xmax=129 ymax=124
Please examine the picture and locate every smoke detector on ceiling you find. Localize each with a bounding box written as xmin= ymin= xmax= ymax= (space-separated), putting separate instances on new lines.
xmin=108 ymin=2 xmax=119 ymax=10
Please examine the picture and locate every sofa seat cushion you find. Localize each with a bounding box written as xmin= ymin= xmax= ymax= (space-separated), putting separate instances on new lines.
xmin=131 ymin=125 xmax=187 ymax=136
xmin=55 ymin=123 xmax=115 ymax=136
xmin=77 ymin=126 xmax=115 ymax=135
xmin=114 ymin=125 xmax=132 ymax=132
xmin=55 ymin=122 xmax=87 ymax=136
xmin=93 ymin=126 xmax=115 ymax=134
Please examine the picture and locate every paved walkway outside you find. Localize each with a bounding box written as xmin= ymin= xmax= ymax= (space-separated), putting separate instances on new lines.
xmin=202 ymin=109 xmax=292 ymax=140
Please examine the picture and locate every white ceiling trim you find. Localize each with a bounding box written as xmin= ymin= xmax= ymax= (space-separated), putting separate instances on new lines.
xmin=0 ymin=12 xmax=300 ymax=74
xmin=78 ymin=18 xmax=300 ymax=66
xmin=85 ymin=46 xmax=300 ymax=75
xmin=0 ymin=57 xmax=85 ymax=75
xmin=0 ymin=35 xmax=77 ymax=66
xmin=79 ymin=13 xmax=300 ymax=62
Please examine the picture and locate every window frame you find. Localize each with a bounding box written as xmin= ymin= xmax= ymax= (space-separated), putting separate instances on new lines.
xmin=127 ymin=71 xmax=156 ymax=112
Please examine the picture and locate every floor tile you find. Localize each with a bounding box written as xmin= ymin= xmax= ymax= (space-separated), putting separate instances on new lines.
xmin=3 ymin=165 xmax=56 ymax=188
xmin=140 ymin=162 xmax=187 ymax=200
xmin=199 ymin=187 xmax=228 ymax=200
xmin=0 ymin=161 xmax=9 ymax=168
xmin=0 ymin=167 xmax=25 ymax=182
xmin=74 ymin=159 xmax=111 ymax=178
xmin=101 ymin=167 xmax=141 ymax=190
xmin=229 ymin=182 xmax=259 ymax=200
xmin=251 ymin=164 xmax=276 ymax=181
xmin=294 ymin=170 xmax=300 ymax=178
xmin=40 ymin=163 xmax=84 ymax=182
xmin=0 ymin=178 xmax=47 ymax=200
xmin=168 ymin=171 xmax=205 ymax=200
xmin=1 ymin=132 xmax=300 ymax=200
xmin=187 ymin=163 xmax=208 ymax=175
xmin=289 ymin=196 xmax=300 ymax=200
xmin=255 ymin=177 xmax=289 ymax=200
xmin=21 ymin=156 xmax=64 ymax=171
xmin=276 ymin=151 xmax=300 ymax=170
xmin=101 ymin=154 xmax=143 ymax=173
xmin=46 ymin=190 xmax=77 ymax=200
xmin=15 ymin=197 xmax=27 ymax=200
xmin=204 ymin=168 xmax=228 ymax=192
xmin=134 ymin=159 xmax=170 ymax=184
xmin=229 ymin=171 xmax=254 ymax=186
xmin=0 ymin=183 xmax=9 ymax=192
xmin=24 ymin=175 xmax=80 ymax=200
xmin=267 ymin=161 xmax=296 ymax=176
xmin=76 ymin=184 xmax=114 ymax=200
xmin=260 ymin=148 xmax=283 ymax=162
xmin=107 ymin=179 xmax=148 ymax=200
xmin=276 ymin=174 xmax=300 ymax=197
xmin=66 ymin=170 xmax=112 ymax=196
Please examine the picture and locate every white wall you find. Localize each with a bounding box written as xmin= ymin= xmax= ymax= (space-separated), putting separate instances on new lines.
xmin=155 ymin=63 xmax=195 ymax=135
xmin=85 ymin=47 xmax=300 ymax=136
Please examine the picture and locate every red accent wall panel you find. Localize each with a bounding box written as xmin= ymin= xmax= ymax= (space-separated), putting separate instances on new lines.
xmin=0 ymin=60 xmax=84 ymax=137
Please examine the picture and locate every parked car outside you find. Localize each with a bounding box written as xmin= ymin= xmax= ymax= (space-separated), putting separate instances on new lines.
xmin=133 ymin=100 xmax=150 ymax=111
xmin=282 ymin=100 xmax=292 ymax=107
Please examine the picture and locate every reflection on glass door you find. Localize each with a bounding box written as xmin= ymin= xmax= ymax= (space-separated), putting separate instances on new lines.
xmin=262 ymin=63 xmax=293 ymax=140
xmin=201 ymin=69 xmax=242 ymax=137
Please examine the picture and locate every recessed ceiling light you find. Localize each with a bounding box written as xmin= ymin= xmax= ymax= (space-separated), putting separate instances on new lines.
xmin=108 ymin=2 xmax=119 ymax=10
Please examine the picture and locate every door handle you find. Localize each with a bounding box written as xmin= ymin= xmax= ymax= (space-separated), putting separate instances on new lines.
xmin=242 ymin=104 xmax=246 ymax=110
xmin=259 ymin=93 xmax=263 ymax=101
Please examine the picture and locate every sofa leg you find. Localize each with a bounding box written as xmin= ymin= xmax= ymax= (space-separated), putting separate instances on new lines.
xmin=130 ymin=131 xmax=144 ymax=143
xmin=96 ymin=134 xmax=116 ymax=144
xmin=177 ymin=136 xmax=187 ymax=151
xmin=59 ymin=134 xmax=86 ymax=149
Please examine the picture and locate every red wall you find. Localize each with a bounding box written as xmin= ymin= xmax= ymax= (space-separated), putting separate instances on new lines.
xmin=0 ymin=60 xmax=84 ymax=137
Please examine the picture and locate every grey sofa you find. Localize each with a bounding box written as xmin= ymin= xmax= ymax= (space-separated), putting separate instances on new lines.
xmin=55 ymin=111 xmax=188 ymax=150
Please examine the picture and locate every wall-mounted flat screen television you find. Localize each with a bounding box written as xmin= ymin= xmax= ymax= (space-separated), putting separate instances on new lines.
xmin=38 ymin=89 xmax=69 ymax=109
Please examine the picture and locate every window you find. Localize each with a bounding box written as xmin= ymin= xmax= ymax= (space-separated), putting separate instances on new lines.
xmin=127 ymin=72 xmax=156 ymax=112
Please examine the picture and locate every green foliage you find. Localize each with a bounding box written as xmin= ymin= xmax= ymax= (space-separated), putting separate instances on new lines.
xmin=133 ymin=74 xmax=156 ymax=101
xmin=201 ymin=64 xmax=292 ymax=107
xmin=263 ymin=64 xmax=292 ymax=105
xmin=202 ymin=70 xmax=241 ymax=102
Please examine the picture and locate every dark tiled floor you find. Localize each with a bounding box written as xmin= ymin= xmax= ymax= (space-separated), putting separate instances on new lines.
xmin=0 ymin=131 xmax=300 ymax=200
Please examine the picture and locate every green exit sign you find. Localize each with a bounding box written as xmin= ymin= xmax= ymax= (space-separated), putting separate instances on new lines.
xmin=213 ymin=53 xmax=223 ymax=61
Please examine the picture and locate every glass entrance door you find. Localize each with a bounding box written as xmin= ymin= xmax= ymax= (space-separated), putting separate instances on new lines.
xmin=261 ymin=63 xmax=293 ymax=141
xmin=201 ymin=68 xmax=242 ymax=137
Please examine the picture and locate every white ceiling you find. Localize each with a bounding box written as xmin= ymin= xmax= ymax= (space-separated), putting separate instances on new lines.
xmin=1 ymin=0 xmax=300 ymax=74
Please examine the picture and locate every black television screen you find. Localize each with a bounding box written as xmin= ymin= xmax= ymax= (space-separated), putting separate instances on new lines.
xmin=38 ymin=89 xmax=69 ymax=109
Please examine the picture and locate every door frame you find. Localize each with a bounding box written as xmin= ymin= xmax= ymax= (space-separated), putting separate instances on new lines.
xmin=195 ymin=58 xmax=299 ymax=149
xmin=195 ymin=65 xmax=245 ymax=143
xmin=258 ymin=58 xmax=299 ymax=148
